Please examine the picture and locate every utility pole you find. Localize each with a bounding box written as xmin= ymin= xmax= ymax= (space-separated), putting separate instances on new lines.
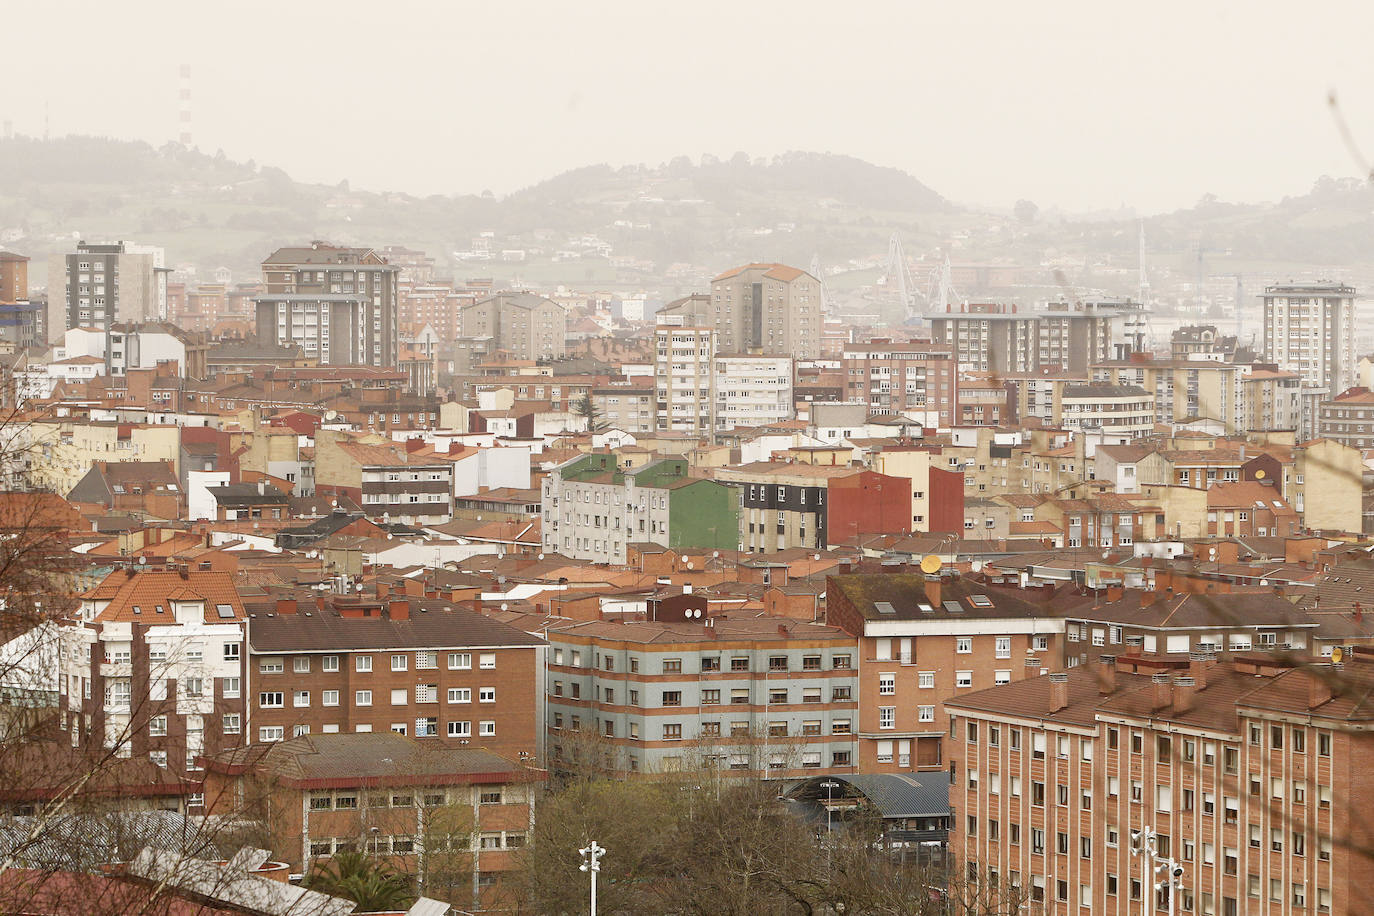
xmin=579 ymin=840 xmax=606 ymax=916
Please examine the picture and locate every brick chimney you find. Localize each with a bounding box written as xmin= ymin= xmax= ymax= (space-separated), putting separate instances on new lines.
xmin=388 ymin=599 xmax=410 ymax=621
xmin=1151 ymin=672 xmax=1172 ymax=710
xmin=1308 ymin=668 xmax=1334 ymax=710
xmin=1096 ymin=655 xmax=1117 ymax=695
xmin=1024 ymin=656 xmax=1042 ymax=674
xmin=1140 ymin=590 xmax=1158 ymax=607
xmin=923 ymin=575 xmax=942 ymax=608
xmin=1048 ymin=672 xmax=1069 ymax=713
xmin=275 ymin=598 xmax=297 ymax=616
xmin=1188 ymin=651 xmax=1211 ymax=690
xmin=1173 ymin=675 xmax=1196 ymax=714
xmin=1105 ymin=585 xmax=1124 ymax=603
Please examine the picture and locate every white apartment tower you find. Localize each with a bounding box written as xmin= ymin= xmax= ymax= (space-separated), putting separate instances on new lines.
xmin=1262 ymin=282 xmax=1357 ymax=394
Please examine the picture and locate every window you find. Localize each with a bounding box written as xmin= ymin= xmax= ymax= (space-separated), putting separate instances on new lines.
xmin=149 ymin=715 xmax=168 ymax=737
xmin=391 ymin=654 xmax=409 ymax=672
xmin=662 ymin=658 xmax=683 ymax=674
xmin=663 ymin=723 xmax=683 ymax=740
xmin=449 ymin=687 xmax=471 ymax=703
xmin=702 ymin=689 xmax=720 ymax=705
xmin=662 ymin=690 xmax=682 ymax=707
xmin=479 ymin=687 xmax=496 ymax=703
xmin=448 ymin=721 xmax=471 ymax=738
xmin=223 ymin=643 xmax=240 ymax=662
xmin=222 ymin=676 xmax=240 ymax=699
xmin=918 ymin=671 xmax=935 ymax=689
xmin=184 ymin=678 xmax=203 ymax=698
xmin=391 ymin=688 xmax=408 ymax=706
xmin=449 ymin=652 xmax=472 ymax=669
xmin=259 ymin=691 xmax=283 ymax=708
xmin=479 ymin=653 xmax=496 ymax=669
xmin=479 ymin=721 xmax=496 ymax=736
xmin=956 ymin=637 xmax=972 ymax=654
xmin=259 ymin=726 xmax=285 ymax=742
xmin=356 ymin=690 xmax=372 ymax=706
xmin=956 ymin=671 xmax=972 ymax=688
xmin=322 ymin=655 xmax=339 ymax=672
xmin=293 ymin=657 xmax=310 ymax=673
xmin=878 ymin=673 xmax=895 ymax=695
xmin=293 ymin=690 xmax=310 ymax=707
xmin=879 ymin=707 xmax=895 ymax=729
xmin=258 ymin=658 xmax=283 ymax=674
xmin=356 ymin=655 xmax=372 ymax=673
xmin=223 ymin=714 xmax=240 ymax=734
xmin=995 ymin=637 xmax=1011 ymax=658
xmin=731 ymin=656 xmax=750 ymax=671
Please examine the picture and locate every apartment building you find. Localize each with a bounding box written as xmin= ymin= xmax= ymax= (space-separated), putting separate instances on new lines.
xmin=0 ymin=250 xmax=27 ymax=303
xmin=590 ymin=381 xmax=655 ymax=433
xmin=868 ymin=443 xmax=966 ymax=535
xmin=201 ymin=733 xmax=536 ymax=907
xmin=657 ymin=264 xmax=823 ymax=359
xmin=825 ymin=573 xmax=1080 ymax=774
xmin=60 ymin=570 xmax=249 ymax=792
xmin=1171 ymin=324 xmax=1239 ymax=360
xmin=714 ymin=354 xmax=794 ymax=430
xmin=1060 ymin=590 xmax=1316 ymax=661
xmin=458 ymin=292 xmax=567 ymax=361
xmin=313 ymin=430 xmax=454 ymax=526
xmin=1059 ymin=384 xmax=1154 ymax=442
xmin=1242 ymin=367 xmax=1303 ymax=432
xmin=930 ymin=301 xmax=1122 ymax=375
xmin=246 ymin=596 xmax=544 ymax=764
xmin=841 ymin=339 xmax=957 ymax=425
xmin=713 ymin=462 xmax=911 ymax=553
xmin=256 ymin=244 xmax=400 ymax=368
xmin=545 ymin=615 xmax=860 ymax=777
xmin=1092 ymin=358 xmax=1247 ymax=432
xmin=653 ymin=324 xmax=714 ymax=435
xmin=46 ymin=241 xmax=168 ymax=341
xmin=541 ymin=454 xmax=738 ymax=564
xmin=1317 ymin=386 xmax=1374 ymax=448
xmin=947 ymin=653 xmax=1374 ymax=915
xmin=1262 ymin=282 xmax=1357 ymax=393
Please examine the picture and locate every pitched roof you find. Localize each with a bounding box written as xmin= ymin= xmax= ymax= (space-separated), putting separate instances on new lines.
xmin=93 ymin=570 xmax=246 ymax=624
xmin=203 ymin=732 xmax=522 ymax=787
xmin=247 ymin=604 xmax=545 ymax=652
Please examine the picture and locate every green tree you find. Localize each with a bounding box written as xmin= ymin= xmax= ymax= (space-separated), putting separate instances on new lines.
xmin=302 ymin=848 xmax=415 ymax=912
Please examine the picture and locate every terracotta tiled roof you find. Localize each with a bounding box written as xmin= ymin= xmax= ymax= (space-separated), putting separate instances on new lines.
xmin=94 ymin=570 xmax=246 ymax=623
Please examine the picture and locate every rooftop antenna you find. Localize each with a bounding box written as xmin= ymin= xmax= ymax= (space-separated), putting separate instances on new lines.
xmin=1137 ymin=220 xmax=1149 ymax=305
xmin=178 ymin=64 xmax=193 ymax=148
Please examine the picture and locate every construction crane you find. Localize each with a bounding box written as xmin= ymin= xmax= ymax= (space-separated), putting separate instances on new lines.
xmin=878 ymin=233 xmax=918 ymax=321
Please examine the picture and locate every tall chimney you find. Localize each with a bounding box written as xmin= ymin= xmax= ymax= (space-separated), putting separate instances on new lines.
xmin=1096 ymin=655 xmax=1117 ymax=695
xmin=1048 ymin=672 xmax=1069 ymax=713
xmin=1140 ymin=590 xmax=1158 ymax=607
xmin=1151 ymin=672 xmax=1172 ymax=710
xmin=1188 ymin=651 xmax=1210 ymax=690
xmin=389 ymin=599 xmax=410 ymax=621
xmin=1173 ymin=675 xmax=1196 ymax=714
xmin=1024 ymin=656 xmax=1042 ymax=675
xmin=275 ymin=598 xmax=297 ymax=616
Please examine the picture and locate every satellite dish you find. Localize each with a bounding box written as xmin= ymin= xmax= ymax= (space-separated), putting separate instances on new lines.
xmin=501 ymin=602 xmax=509 ymax=611
xmin=538 ymin=553 xmax=545 ymax=561
xmin=1332 ymin=646 xmax=1345 ymax=665
xmin=307 ymin=550 xmax=317 ymax=558
xmin=1254 ymin=468 xmax=1266 ymax=479
xmin=713 ymin=551 xmax=720 ymax=559
xmin=971 ymin=560 xmax=983 ymax=573
xmin=1208 ymin=547 xmax=1217 ymax=559
xmin=686 ymin=561 xmax=694 ymax=570
xmin=919 ymin=555 xmax=942 ymax=575
xmin=138 ymin=556 xmax=147 ymax=565
xmin=813 ymin=553 xmax=821 ymax=562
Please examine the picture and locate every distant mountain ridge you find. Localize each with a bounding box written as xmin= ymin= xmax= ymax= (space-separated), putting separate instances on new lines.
xmin=1 ymin=135 xmax=1370 ymax=291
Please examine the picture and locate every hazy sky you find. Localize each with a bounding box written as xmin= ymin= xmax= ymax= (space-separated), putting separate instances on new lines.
xmin=7 ymin=1 xmax=1374 ymax=213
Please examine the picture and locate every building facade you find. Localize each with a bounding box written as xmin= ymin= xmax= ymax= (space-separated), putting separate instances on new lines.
xmin=1262 ymin=282 xmax=1357 ymax=394
xmin=256 ymin=244 xmax=400 ymax=368
xmin=658 ymin=264 xmax=823 ymax=359
xmin=841 ymin=339 xmax=958 ymax=425
xmin=545 ymin=616 xmax=860 ymax=777
xmin=458 ymin=293 xmax=567 ymax=361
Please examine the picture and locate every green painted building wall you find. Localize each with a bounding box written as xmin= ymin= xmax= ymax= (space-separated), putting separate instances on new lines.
xmin=666 ymin=479 xmax=740 ymax=552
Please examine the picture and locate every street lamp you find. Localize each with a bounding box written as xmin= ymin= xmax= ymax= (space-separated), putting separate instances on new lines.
xmin=579 ymin=840 xmax=606 ymax=916
xmin=819 ymin=780 xmax=841 ymax=871
xmin=1131 ymin=826 xmax=1185 ymax=916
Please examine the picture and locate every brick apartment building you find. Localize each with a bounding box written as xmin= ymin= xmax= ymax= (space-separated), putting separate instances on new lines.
xmin=826 ymin=572 xmax=1084 ymax=774
xmin=203 ymin=736 xmax=535 ymax=906
xmin=947 ymin=652 xmax=1374 ymax=915
xmin=60 ymin=569 xmax=249 ymax=800
xmin=841 ymin=338 xmax=958 ymax=425
xmin=545 ymin=613 xmax=860 ymax=778
xmin=246 ymin=595 xmax=545 ymax=764
xmin=201 ymin=732 xmax=537 ymax=908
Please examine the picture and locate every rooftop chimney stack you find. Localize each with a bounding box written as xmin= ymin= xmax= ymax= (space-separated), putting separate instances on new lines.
xmin=1308 ymin=669 xmax=1334 ymax=710
xmin=1173 ymin=675 xmax=1197 ymax=714
xmin=1049 ymin=672 xmax=1069 ymax=713
xmin=1096 ymin=655 xmax=1117 ymax=695
xmin=1151 ymin=672 xmax=1172 ymax=710
xmin=1188 ymin=651 xmax=1211 ymax=690
xmin=923 ymin=574 xmax=942 ymax=608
